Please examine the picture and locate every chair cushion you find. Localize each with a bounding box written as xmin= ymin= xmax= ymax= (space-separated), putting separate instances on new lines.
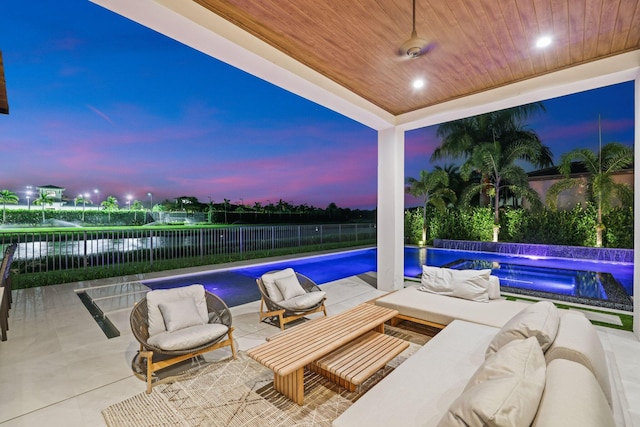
xmin=275 ymin=273 xmax=307 ymax=300
xmin=261 ymin=269 xmax=297 ymax=302
xmin=421 ymin=266 xmax=492 ymax=302
xmin=278 ymin=291 xmax=326 ymax=311
xmin=532 ymin=359 xmax=615 ymax=427
xmin=486 ymin=301 xmax=560 ymax=357
xmin=146 ymin=284 xmax=209 ymax=337
xmin=147 ymin=323 xmax=229 ymax=351
xmin=545 ymin=311 xmax=612 ymax=406
xmin=439 ymin=337 xmax=546 ymax=427
xmin=159 ymin=298 xmax=204 ymax=332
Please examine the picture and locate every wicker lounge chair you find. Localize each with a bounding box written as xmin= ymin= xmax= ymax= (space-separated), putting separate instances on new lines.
xmin=0 ymin=243 xmax=17 ymax=340
xmin=257 ymin=269 xmax=327 ymax=330
xmin=130 ymin=285 xmax=237 ymax=393
xmin=0 ymin=243 xmax=17 ymax=309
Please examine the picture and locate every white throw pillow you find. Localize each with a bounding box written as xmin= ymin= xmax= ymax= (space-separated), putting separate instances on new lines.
xmin=159 ymin=298 xmax=204 ymax=332
xmin=486 ymin=301 xmax=560 ymax=357
xmin=488 ymin=275 xmax=501 ymax=299
xmin=146 ymin=284 xmax=209 ymax=337
xmin=275 ymin=273 xmax=307 ymax=300
xmin=260 ymin=268 xmax=298 ymax=302
xmin=421 ymin=266 xmax=491 ymax=302
xmin=439 ymin=337 xmax=546 ymax=427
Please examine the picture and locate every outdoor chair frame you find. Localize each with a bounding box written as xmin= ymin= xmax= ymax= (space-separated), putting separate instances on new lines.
xmin=257 ymin=271 xmax=327 ymax=330
xmin=130 ymin=290 xmax=237 ymax=393
xmin=0 ymin=243 xmax=17 ymax=341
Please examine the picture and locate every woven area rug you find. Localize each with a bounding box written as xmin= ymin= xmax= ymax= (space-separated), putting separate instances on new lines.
xmin=103 ymin=324 xmax=432 ymax=427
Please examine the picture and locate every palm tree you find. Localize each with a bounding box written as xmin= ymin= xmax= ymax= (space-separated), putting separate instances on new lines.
xmin=75 ymin=194 xmax=92 ymax=222
xmin=433 ymin=164 xmax=464 ymax=201
xmin=546 ymin=142 xmax=633 ymax=247
xmin=406 ymin=169 xmax=456 ymax=244
xmin=0 ymin=190 xmax=19 ymax=223
xmin=433 ymin=103 xmax=553 ymax=206
xmin=33 ymin=193 xmax=54 ymax=222
xmin=459 ymin=140 xmax=544 ymax=241
xmin=101 ymin=196 xmax=118 ymax=224
xmin=223 ymin=198 xmax=230 ymax=223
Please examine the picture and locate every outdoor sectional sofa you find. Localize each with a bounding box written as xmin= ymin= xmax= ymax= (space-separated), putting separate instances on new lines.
xmin=333 ymin=267 xmax=623 ymax=427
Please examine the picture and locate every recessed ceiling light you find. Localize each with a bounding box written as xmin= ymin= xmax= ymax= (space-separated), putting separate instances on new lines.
xmin=536 ymin=36 xmax=552 ymax=48
xmin=412 ymin=79 xmax=425 ymax=89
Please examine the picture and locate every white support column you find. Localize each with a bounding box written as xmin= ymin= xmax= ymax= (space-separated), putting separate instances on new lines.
xmin=377 ymin=126 xmax=405 ymax=292
xmin=634 ymin=72 xmax=639 ymax=339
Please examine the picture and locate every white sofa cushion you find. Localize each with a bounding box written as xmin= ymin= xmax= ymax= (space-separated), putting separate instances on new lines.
xmin=146 ymin=284 xmax=208 ymax=337
xmin=158 ymin=298 xmax=204 ymax=332
xmin=148 ymin=323 xmax=228 ymax=351
xmin=376 ymin=285 xmax=530 ymax=328
xmin=278 ymin=291 xmax=326 ymax=311
xmin=486 ymin=301 xmax=560 ymax=356
xmin=421 ymin=266 xmax=491 ymax=302
xmin=439 ymin=337 xmax=546 ymax=427
xmin=532 ymin=359 xmax=615 ymax=427
xmin=333 ymin=320 xmax=499 ymax=427
xmin=261 ymin=268 xmax=297 ymax=302
xmin=545 ymin=311 xmax=612 ymax=406
xmin=275 ymin=273 xmax=307 ymax=300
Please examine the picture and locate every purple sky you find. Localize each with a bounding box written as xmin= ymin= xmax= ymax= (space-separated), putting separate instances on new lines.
xmin=0 ymin=1 xmax=634 ymax=210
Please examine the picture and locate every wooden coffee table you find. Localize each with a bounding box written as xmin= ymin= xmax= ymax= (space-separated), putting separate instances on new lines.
xmin=247 ymin=303 xmax=407 ymax=404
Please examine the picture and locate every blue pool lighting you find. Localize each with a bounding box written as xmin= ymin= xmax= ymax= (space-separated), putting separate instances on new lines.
xmin=144 ymin=246 xmax=633 ymax=310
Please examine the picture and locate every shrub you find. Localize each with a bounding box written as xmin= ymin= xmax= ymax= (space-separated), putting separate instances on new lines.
xmin=405 ymin=204 xmax=632 ymax=249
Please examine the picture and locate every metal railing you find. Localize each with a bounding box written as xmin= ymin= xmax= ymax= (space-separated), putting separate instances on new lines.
xmin=0 ymin=223 xmax=376 ymax=274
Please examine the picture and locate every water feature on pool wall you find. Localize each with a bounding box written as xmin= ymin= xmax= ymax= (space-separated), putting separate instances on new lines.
xmin=433 ymin=239 xmax=633 ymax=263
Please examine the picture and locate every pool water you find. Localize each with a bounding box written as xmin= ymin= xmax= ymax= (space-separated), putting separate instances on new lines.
xmin=145 ymin=248 xmax=380 ymax=307
xmin=144 ymin=246 xmax=633 ymax=309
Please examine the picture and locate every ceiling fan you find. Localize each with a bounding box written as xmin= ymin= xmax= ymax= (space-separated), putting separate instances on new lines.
xmin=400 ymin=0 xmax=431 ymax=59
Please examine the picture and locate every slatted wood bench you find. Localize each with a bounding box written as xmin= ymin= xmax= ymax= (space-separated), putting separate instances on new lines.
xmin=309 ymin=330 xmax=409 ymax=391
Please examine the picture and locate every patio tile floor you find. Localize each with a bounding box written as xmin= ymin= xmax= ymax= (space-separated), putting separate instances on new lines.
xmin=0 ymin=268 xmax=638 ymax=426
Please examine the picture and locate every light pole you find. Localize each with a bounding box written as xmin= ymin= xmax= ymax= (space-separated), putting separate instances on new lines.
xmin=147 ymin=192 xmax=152 ymax=211
xmin=82 ymin=192 xmax=89 ymax=221
xmin=126 ymin=195 xmax=132 ymax=210
xmin=26 ymin=186 xmax=33 ymax=210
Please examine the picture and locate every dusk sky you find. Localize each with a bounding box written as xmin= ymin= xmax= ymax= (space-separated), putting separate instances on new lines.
xmin=0 ymin=1 xmax=635 ymax=210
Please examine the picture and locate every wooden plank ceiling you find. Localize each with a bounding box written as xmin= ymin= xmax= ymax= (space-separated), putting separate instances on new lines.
xmin=0 ymin=51 xmax=8 ymax=114
xmin=193 ymin=0 xmax=640 ymax=116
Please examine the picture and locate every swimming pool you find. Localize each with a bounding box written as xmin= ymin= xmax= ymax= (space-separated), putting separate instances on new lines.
xmin=144 ymin=246 xmax=633 ymax=310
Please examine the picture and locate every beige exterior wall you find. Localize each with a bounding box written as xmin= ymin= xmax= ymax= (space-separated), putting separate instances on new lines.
xmin=527 ymin=170 xmax=634 ymax=210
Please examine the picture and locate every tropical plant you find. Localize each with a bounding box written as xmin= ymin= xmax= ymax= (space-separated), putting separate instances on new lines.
xmin=459 ymin=140 xmax=544 ymax=238
xmin=101 ymin=196 xmax=118 ymax=223
xmin=432 ymin=103 xmax=553 ymax=207
xmin=75 ymin=194 xmax=92 ymax=221
xmin=432 ymin=103 xmax=552 ymax=241
xmin=433 ymin=103 xmax=551 ymax=162
xmin=33 ymin=192 xmax=54 ymax=222
xmin=406 ymin=169 xmax=456 ymax=244
xmin=433 ymin=164 xmax=464 ymax=201
xmin=546 ymin=142 xmax=633 ymax=247
xmin=0 ymin=189 xmax=19 ymax=223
